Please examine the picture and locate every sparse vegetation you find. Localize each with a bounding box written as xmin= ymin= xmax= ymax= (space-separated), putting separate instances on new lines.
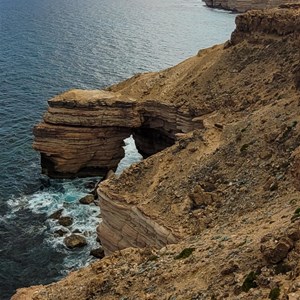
xmin=240 ymin=144 xmax=249 ymax=152
xmin=269 ymin=287 xmax=280 ymax=300
xmin=241 ymin=271 xmax=258 ymax=292
xmin=274 ymin=263 xmax=292 ymax=275
xmin=174 ymin=248 xmax=195 ymax=260
xmin=291 ymin=207 xmax=300 ymax=222
xmin=147 ymin=255 xmax=159 ymax=261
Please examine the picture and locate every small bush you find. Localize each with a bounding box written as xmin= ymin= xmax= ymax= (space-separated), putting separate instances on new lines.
xmin=240 ymin=144 xmax=249 ymax=152
xmin=241 ymin=271 xmax=258 ymax=292
xmin=294 ymin=207 xmax=300 ymax=214
xmin=269 ymin=287 xmax=280 ymax=300
xmin=291 ymin=207 xmax=300 ymax=222
xmin=174 ymin=248 xmax=195 ymax=260
xmin=274 ymin=263 xmax=292 ymax=275
xmin=147 ymin=255 xmax=159 ymax=261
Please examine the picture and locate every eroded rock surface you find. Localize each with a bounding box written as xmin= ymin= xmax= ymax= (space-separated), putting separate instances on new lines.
xmin=97 ymin=6 xmax=300 ymax=255
xmin=33 ymin=90 xmax=202 ymax=178
xmin=64 ymin=234 xmax=87 ymax=249
xmin=17 ymin=6 xmax=300 ymax=300
xmin=98 ymin=182 xmax=180 ymax=254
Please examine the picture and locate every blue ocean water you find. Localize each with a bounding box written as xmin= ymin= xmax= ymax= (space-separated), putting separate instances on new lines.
xmin=0 ymin=0 xmax=235 ymax=298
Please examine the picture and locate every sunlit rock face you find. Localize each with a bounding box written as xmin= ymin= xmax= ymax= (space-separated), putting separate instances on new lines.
xmin=33 ymin=90 xmax=135 ymax=178
xmin=33 ymin=89 xmax=202 ymax=178
xmin=203 ymin=0 xmax=297 ymax=12
xmin=97 ymin=186 xmax=179 ymax=255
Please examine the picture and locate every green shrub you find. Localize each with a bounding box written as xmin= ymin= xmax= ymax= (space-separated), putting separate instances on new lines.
xmin=147 ymin=255 xmax=159 ymax=261
xmin=269 ymin=287 xmax=280 ymax=300
xmin=241 ymin=271 xmax=258 ymax=292
xmin=291 ymin=207 xmax=300 ymax=222
xmin=240 ymin=144 xmax=249 ymax=152
xmin=274 ymin=263 xmax=292 ymax=275
xmin=174 ymin=248 xmax=195 ymax=260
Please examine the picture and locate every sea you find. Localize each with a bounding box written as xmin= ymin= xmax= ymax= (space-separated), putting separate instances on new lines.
xmin=0 ymin=0 xmax=235 ymax=298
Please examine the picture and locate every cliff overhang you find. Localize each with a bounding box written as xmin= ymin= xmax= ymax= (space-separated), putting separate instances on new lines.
xmin=33 ymin=90 xmax=203 ymax=178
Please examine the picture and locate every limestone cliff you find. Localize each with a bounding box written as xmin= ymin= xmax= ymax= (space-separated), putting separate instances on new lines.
xmin=203 ymin=0 xmax=300 ymax=12
xmin=16 ymin=6 xmax=300 ymax=300
xmin=33 ymin=91 xmax=202 ymax=178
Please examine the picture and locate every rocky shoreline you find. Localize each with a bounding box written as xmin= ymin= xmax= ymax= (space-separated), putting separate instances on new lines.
xmin=13 ymin=6 xmax=300 ymax=300
xmin=203 ymin=0 xmax=300 ymax=12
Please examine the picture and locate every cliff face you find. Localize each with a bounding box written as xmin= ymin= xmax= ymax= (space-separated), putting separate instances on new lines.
xmin=203 ymin=0 xmax=300 ymax=12
xmin=97 ymin=5 xmax=299 ymax=253
xmin=33 ymin=90 xmax=201 ymax=178
xmin=17 ymin=6 xmax=300 ymax=300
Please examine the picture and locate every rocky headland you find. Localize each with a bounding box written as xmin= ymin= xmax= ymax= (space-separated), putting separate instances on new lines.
xmin=13 ymin=6 xmax=300 ymax=300
xmin=203 ymin=0 xmax=300 ymax=12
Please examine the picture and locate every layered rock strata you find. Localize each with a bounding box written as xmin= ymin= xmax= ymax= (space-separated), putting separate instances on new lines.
xmin=33 ymin=90 xmax=203 ymax=178
xmin=32 ymin=6 xmax=300 ymax=256
xmin=97 ymin=186 xmax=179 ymax=254
xmin=203 ymin=0 xmax=299 ymax=12
xmin=19 ymin=7 xmax=300 ymax=299
xmin=97 ymin=6 xmax=300 ymax=254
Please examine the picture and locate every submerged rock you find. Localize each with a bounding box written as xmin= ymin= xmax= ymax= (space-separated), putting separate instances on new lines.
xmin=58 ymin=216 xmax=73 ymax=227
xmin=64 ymin=234 xmax=87 ymax=249
xmin=54 ymin=229 xmax=68 ymax=237
xmin=79 ymin=194 xmax=94 ymax=205
xmin=48 ymin=209 xmax=63 ymax=220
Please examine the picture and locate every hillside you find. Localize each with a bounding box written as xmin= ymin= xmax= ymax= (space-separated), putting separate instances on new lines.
xmin=13 ymin=6 xmax=300 ymax=300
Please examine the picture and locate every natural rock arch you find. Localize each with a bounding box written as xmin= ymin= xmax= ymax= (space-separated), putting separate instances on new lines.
xmin=33 ymin=89 xmax=203 ymax=178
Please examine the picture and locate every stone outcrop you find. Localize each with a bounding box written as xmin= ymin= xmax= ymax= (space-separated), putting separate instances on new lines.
xmin=97 ymin=182 xmax=179 ymax=255
xmin=230 ymin=5 xmax=300 ymax=44
xmin=64 ymin=234 xmax=87 ymax=249
xmin=203 ymin=0 xmax=300 ymax=12
xmin=33 ymin=90 xmax=203 ymax=178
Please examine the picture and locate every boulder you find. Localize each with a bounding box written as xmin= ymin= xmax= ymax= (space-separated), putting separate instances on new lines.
xmin=64 ymin=234 xmax=87 ymax=249
xmin=90 ymin=247 xmax=105 ymax=259
xmin=261 ymin=237 xmax=294 ymax=264
xmin=58 ymin=216 xmax=73 ymax=227
xmin=49 ymin=209 xmax=63 ymax=220
xmin=79 ymin=194 xmax=94 ymax=205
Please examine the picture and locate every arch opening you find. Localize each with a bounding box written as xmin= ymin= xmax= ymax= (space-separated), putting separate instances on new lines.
xmin=115 ymin=135 xmax=143 ymax=175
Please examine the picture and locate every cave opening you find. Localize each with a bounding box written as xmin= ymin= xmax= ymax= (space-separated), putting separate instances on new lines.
xmin=133 ymin=127 xmax=175 ymax=158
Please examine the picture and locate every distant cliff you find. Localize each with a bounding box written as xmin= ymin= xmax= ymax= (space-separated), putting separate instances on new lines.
xmin=203 ymin=0 xmax=300 ymax=12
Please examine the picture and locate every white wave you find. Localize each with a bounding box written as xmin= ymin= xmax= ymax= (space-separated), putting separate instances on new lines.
xmin=7 ymin=177 xmax=101 ymax=273
xmin=116 ymin=135 xmax=143 ymax=175
xmin=6 ymin=135 xmax=143 ymax=273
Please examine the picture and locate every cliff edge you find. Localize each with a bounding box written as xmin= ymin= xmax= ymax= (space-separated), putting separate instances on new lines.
xmin=203 ymin=0 xmax=300 ymax=13
xmin=14 ymin=7 xmax=300 ymax=300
